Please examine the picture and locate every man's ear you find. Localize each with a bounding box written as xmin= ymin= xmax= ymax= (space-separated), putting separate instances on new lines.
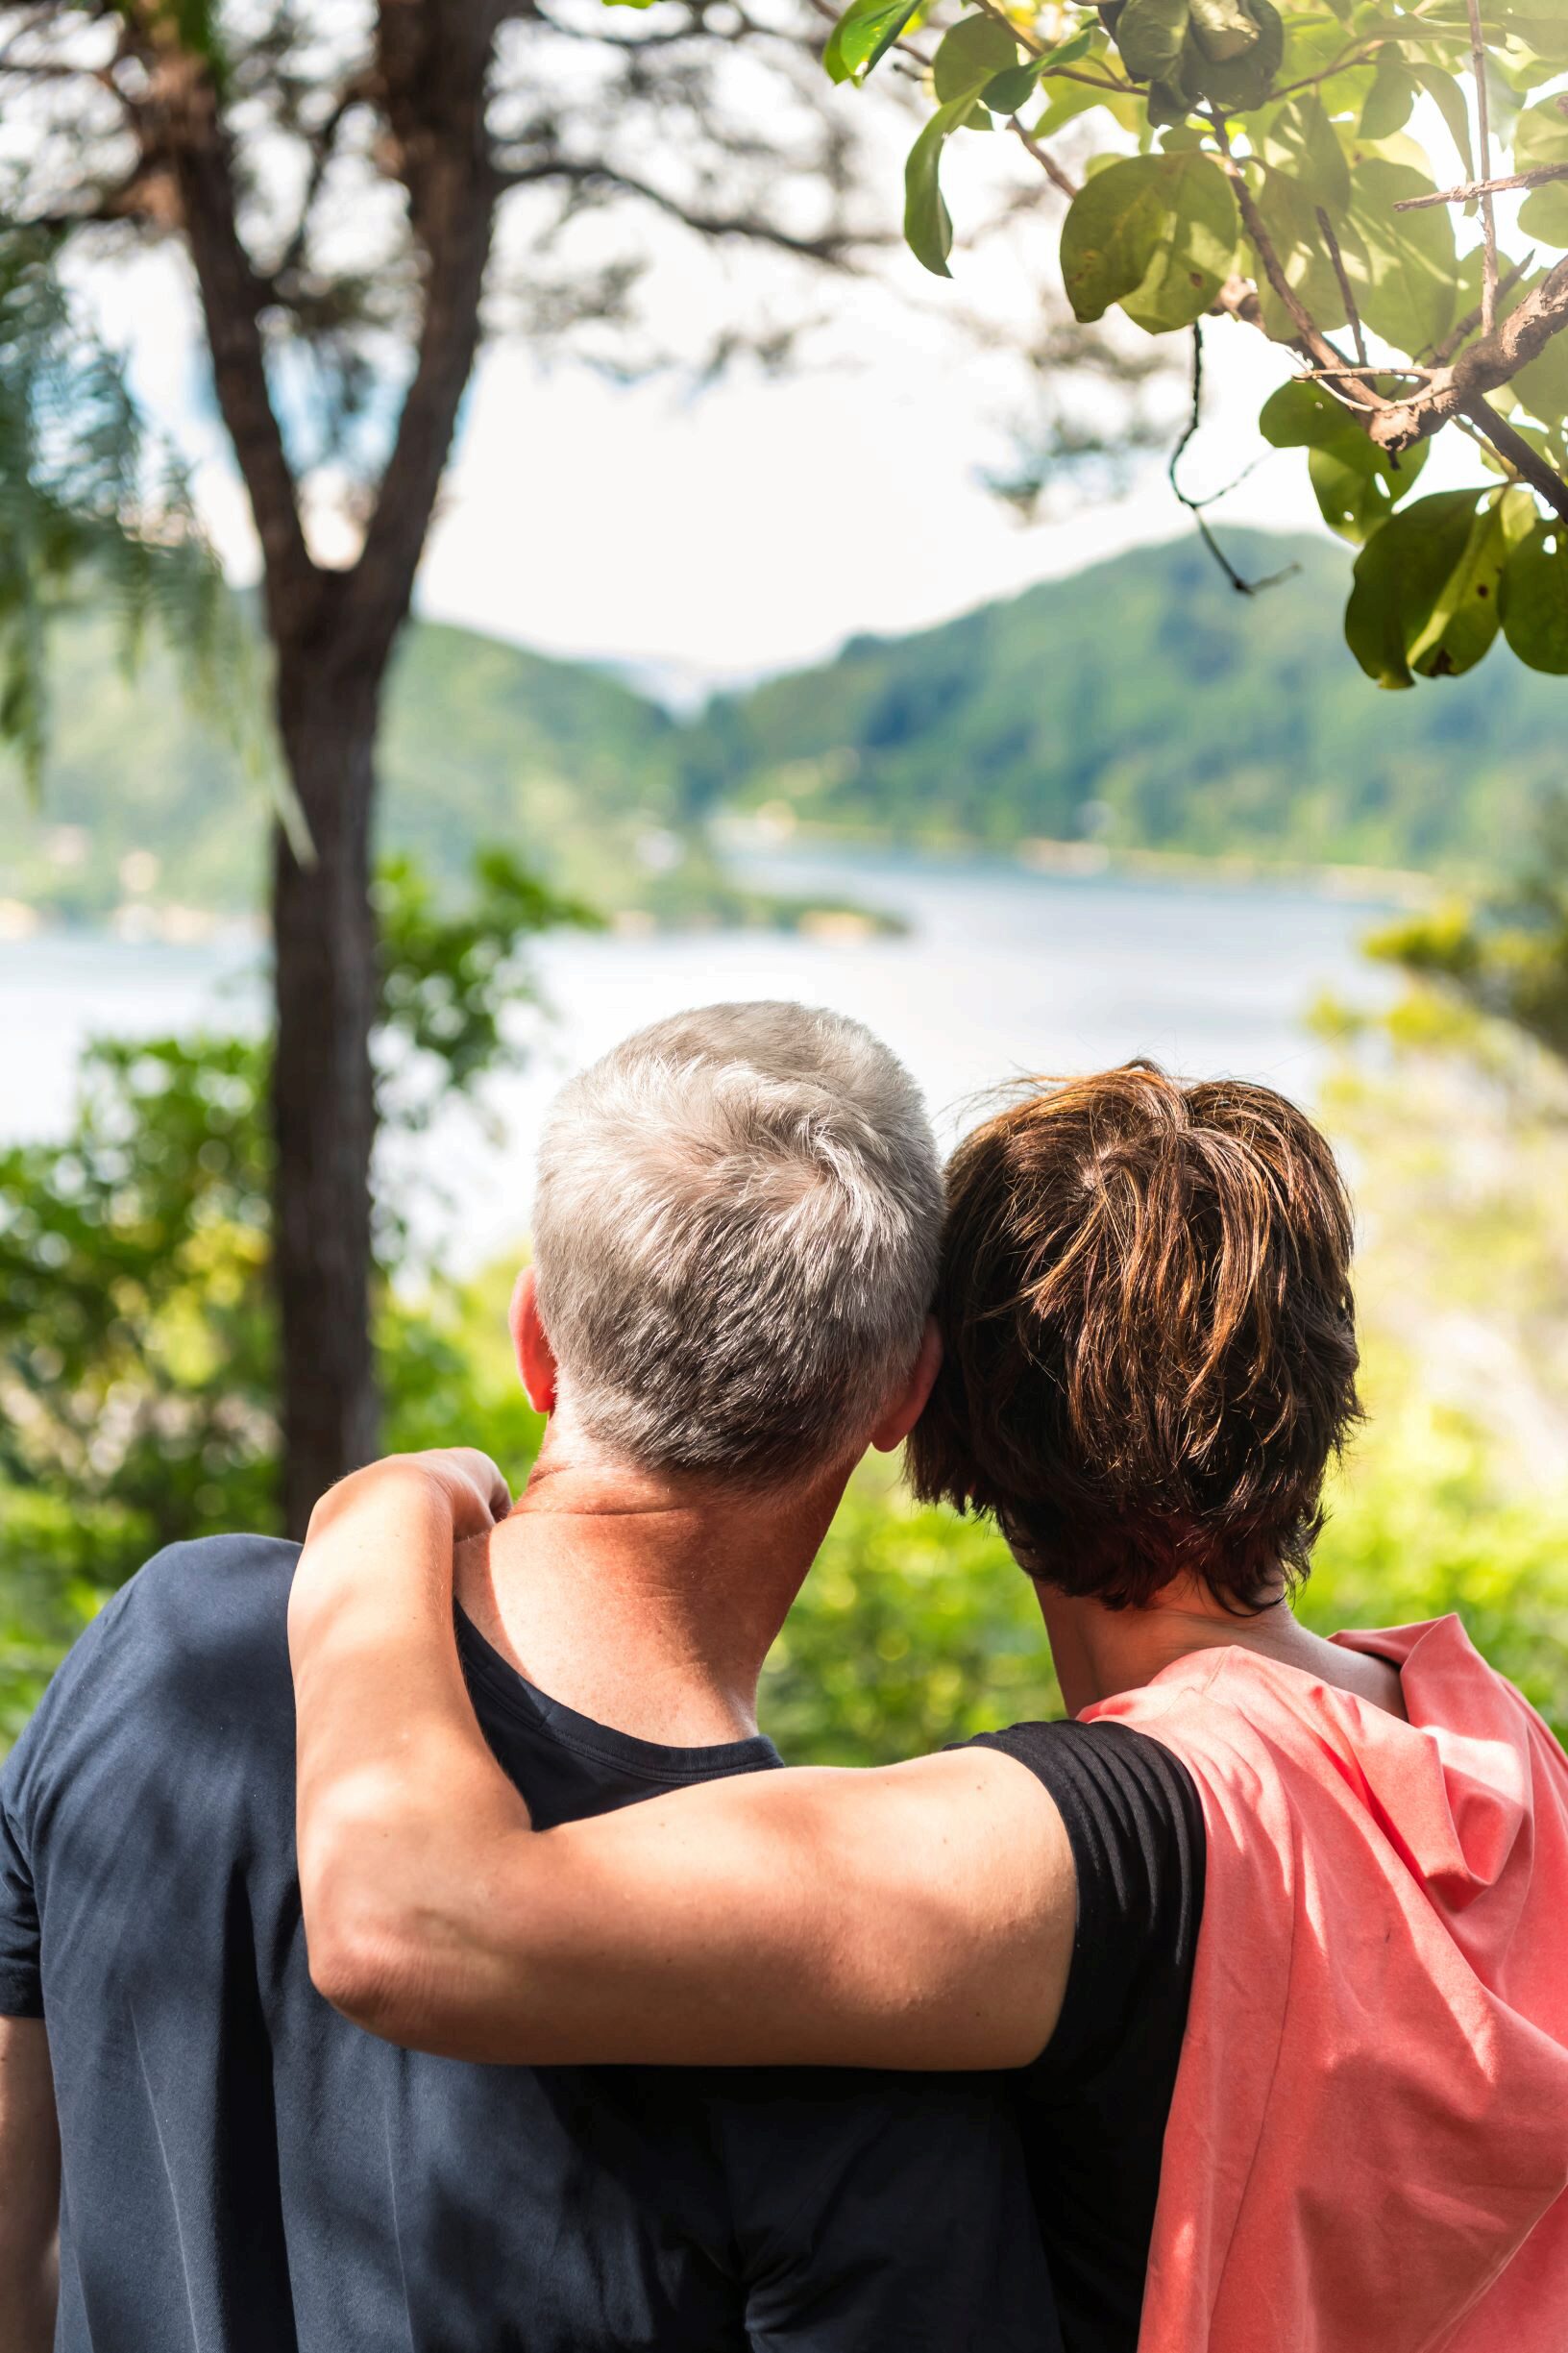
xmin=509 ymin=1266 xmax=558 ymax=1415
xmin=870 ymin=1317 xmax=943 ymax=1455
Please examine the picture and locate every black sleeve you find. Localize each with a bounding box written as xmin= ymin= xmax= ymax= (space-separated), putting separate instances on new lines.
xmin=970 ymin=1718 xmax=1204 ymax=2095
xmin=966 ymin=1719 xmax=1205 ymax=2351
xmin=722 ymin=2070 xmax=1063 ymax=2353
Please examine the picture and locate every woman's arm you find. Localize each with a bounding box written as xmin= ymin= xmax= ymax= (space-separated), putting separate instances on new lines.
xmin=290 ymin=1454 xmax=1075 ymax=2071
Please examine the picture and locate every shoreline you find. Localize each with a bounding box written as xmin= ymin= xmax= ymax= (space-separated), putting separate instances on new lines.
xmin=1 ymin=828 xmax=1436 ymax=951
xmin=717 ymin=817 xmax=1437 ymax=911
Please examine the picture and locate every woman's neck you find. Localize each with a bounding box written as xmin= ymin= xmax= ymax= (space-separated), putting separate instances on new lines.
xmin=1035 ymin=1574 xmax=1407 ymax=1721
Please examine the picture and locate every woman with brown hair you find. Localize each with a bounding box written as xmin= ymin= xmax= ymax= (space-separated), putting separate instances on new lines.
xmin=289 ymin=1063 xmax=1568 ymax=2353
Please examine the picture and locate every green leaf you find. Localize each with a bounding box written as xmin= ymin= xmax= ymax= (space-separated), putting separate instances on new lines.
xmin=1257 ymin=95 xmax=1351 ymax=214
xmin=1190 ymin=0 xmax=1281 ymax=107
xmin=1344 ymin=490 xmax=1492 ymax=687
xmin=1276 ymin=14 xmax=1354 ymax=84
xmin=1407 ymin=488 xmax=1535 ymax=677
xmin=984 ymin=59 xmax=1042 ymax=110
xmin=1188 ymin=0 xmax=1260 ymax=62
xmin=1513 ymin=322 xmax=1568 ymax=438
xmin=1501 ymin=519 xmax=1568 ymax=674
xmin=904 ymin=88 xmax=987 ymax=276
xmin=1036 ymin=63 xmax=1139 ymax=135
xmin=822 ymin=0 xmax=921 ymax=85
xmin=1519 ymin=184 xmax=1568 ymax=248
xmin=1359 ymin=54 xmax=1417 ymax=137
xmin=1513 ymin=97 xmax=1568 ymax=173
xmin=1061 ymin=151 xmax=1239 ymax=332
xmin=933 ymin=11 xmax=1017 ymax=99
xmin=1251 ymin=169 xmax=1351 ymax=338
xmin=983 ymin=25 xmax=1096 ymax=113
xmin=1261 ymin=374 xmax=1429 ymax=542
xmin=1411 ymin=61 xmax=1473 ymax=179
xmin=1307 ymin=442 xmax=1427 ymax=542
xmin=1340 ymin=159 xmax=1458 ymax=356
xmin=1115 ymin=0 xmax=1192 ymax=82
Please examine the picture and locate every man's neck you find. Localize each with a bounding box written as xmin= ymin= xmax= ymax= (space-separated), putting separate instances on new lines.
xmin=455 ymin=1438 xmax=850 ymax=1747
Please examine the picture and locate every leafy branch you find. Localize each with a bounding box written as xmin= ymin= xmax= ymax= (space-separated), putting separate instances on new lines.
xmin=810 ymin=0 xmax=1568 ymax=681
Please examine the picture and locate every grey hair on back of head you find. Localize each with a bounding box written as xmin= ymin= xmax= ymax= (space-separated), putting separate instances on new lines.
xmin=531 ymin=1001 xmax=943 ymax=1483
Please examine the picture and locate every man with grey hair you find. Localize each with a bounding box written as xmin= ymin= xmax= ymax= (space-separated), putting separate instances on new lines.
xmin=0 ymin=1001 xmax=1058 ymax=2351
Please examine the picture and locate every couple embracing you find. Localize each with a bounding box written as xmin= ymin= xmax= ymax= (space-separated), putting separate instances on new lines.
xmin=3 ymin=1002 xmax=1566 ymax=2351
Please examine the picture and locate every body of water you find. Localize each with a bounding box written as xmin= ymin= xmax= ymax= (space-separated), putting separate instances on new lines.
xmin=2 ymin=846 xmax=1399 ymax=1271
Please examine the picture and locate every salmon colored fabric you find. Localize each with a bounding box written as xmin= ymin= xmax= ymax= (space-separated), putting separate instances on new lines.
xmin=1084 ymin=1617 xmax=1568 ymax=2353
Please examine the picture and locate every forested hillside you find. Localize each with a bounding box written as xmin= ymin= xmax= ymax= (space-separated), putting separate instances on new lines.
xmin=3 ymin=613 xmax=699 ymax=923
xmin=701 ymin=532 xmax=1566 ymax=871
xmin=8 ymin=529 xmax=1564 ymax=924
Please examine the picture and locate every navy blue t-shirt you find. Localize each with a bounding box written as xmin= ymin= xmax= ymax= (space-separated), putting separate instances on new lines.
xmin=0 ymin=1535 xmax=1060 ymax=2352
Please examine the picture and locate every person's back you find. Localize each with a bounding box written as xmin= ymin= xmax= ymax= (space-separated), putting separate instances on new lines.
xmin=281 ymin=1056 xmax=1568 ymax=2353
xmin=0 ymin=1531 xmax=1053 ymax=2349
xmin=1082 ymin=1618 xmax=1568 ymax=2353
xmin=0 ymin=1001 xmax=1062 ymax=2350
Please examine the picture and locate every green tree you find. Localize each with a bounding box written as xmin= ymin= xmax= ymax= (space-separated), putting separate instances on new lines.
xmin=1369 ymin=793 xmax=1568 ymax=1059
xmin=0 ymin=0 xmax=887 ymax=1531
xmin=0 ymin=235 xmax=233 ymax=787
xmin=813 ymin=0 xmax=1568 ymax=679
xmin=0 ymin=846 xmax=587 ymax=1735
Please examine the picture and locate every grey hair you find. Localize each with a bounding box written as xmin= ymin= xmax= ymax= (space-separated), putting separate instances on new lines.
xmin=531 ymin=1001 xmax=943 ymax=1483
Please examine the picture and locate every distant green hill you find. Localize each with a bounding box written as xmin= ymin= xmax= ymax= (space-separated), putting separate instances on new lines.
xmin=1 ymin=610 xmax=715 ymax=925
xmin=6 ymin=528 xmax=1564 ymax=926
xmin=699 ymin=529 xmax=1565 ymax=873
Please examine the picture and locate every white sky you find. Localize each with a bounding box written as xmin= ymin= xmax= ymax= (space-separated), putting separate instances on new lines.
xmin=73 ymin=105 xmax=1482 ymax=699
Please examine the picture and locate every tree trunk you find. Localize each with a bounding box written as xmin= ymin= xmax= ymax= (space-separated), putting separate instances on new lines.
xmin=271 ymin=646 xmax=383 ymax=1537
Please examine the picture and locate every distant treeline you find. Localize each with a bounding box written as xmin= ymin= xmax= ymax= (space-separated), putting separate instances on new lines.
xmin=7 ymin=529 xmax=1561 ymax=924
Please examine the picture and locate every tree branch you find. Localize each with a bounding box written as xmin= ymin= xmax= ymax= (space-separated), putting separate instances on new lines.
xmin=1315 ymin=204 xmax=1365 ymax=367
xmin=493 ymin=157 xmax=869 ymax=262
xmin=1459 ymin=392 xmax=1568 ymax=525
xmin=344 ymin=0 xmax=502 ymax=665
xmin=1207 ymin=112 xmax=1376 ymax=403
xmin=1007 ymin=116 xmax=1077 ymax=203
xmin=1170 ymin=322 xmax=1299 ymax=596
xmin=1369 ymin=255 xmax=1568 ymax=453
xmin=274 ymin=76 xmax=377 ymax=283
xmin=1465 ymin=0 xmax=1498 ymax=334
xmin=1427 ymin=253 xmax=1531 ymax=366
xmin=135 ymin=35 xmax=313 ymax=620
xmin=1394 ymin=159 xmax=1568 ymax=211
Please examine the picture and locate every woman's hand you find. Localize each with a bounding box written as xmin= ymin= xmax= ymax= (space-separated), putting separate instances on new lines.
xmin=308 ymin=1447 xmax=512 ymax=1547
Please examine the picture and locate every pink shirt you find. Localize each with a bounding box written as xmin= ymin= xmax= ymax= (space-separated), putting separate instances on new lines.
xmin=1086 ymin=1618 xmax=1568 ymax=2352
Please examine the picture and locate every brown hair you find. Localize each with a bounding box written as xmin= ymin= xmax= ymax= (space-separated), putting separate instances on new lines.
xmin=907 ymin=1065 xmax=1361 ymax=1611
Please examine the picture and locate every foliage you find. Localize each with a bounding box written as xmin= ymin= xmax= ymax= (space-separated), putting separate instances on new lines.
xmin=819 ymin=0 xmax=1568 ymax=683
xmin=0 ymin=847 xmax=586 ymax=1685
xmin=699 ymin=528 xmax=1562 ymax=863
xmin=1365 ymin=791 xmax=1568 ymax=1059
xmin=761 ymin=1467 xmax=1063 ymax=1762
xmin=1307 ymin=1408 xmax=1568 ymax=1746
xmin=0 ymin=234 xmax=234 ymax=795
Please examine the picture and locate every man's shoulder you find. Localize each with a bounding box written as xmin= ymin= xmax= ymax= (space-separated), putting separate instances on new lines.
xmin=23 ymin=1532 xmax=302 ymax=1763
xmin=127 ymin=1530 xmax=302 ymax=1606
